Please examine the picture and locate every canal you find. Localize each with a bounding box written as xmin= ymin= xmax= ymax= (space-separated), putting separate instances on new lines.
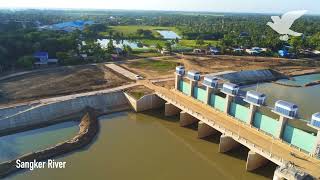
xmin=3 ymin=110 xmax=275 ymax=180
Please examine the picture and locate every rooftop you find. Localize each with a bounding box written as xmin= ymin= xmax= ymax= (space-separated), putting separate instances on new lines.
xmin=275 ymin=100 xmax=298 ymax=110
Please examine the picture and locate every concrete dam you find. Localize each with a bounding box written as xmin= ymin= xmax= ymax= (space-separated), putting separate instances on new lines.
xmin=1 ymin=68 xmax=320 ymax=179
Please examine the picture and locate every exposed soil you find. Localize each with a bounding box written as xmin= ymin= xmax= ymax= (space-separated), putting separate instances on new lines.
xmin=119 ymin=55 xmax=320 ymax=85
xmin=0 ymin=65 xmax=129 ymax=104
xmin=181 ymin=55 xmax=320 ymax=76
xmin=120 ymin=56 xmax=182 ymax=79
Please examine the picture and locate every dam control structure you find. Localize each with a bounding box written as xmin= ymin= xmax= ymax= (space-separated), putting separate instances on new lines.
xmin=1 ymin=67 xmax=320 ymax=180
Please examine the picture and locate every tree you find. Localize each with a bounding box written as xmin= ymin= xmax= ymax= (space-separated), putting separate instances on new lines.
xmin=17 ymin=56 xmax=35 ymax=69
xmin=155 ymin=43 xmax=163 ymax=52
xmin=56 ymin=52 xmax=70 ymax=65
xmin=309 ymin=32 xmax=320 ymax=50
xmin=164 ymin=42 xmax=172 ymax=53
xmin=107 ymin=40 xmax=115 ymax=53
xmin=123 ymin=45 xmax=133 ymax=56
xmin=195 ymin=38 xmax=205 ymax=46
xmin=175 ymin=37 xmax=180 ymax=44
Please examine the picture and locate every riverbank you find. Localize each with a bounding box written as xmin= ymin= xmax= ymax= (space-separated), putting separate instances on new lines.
xmin=0 ymin=107 xmax=98 ymax=178
xmin=275 ymin=80 xmax=320 ymax=88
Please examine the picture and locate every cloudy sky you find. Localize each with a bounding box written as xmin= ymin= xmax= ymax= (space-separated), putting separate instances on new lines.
xmin=1 ymin=0 xmax=319 ymax=14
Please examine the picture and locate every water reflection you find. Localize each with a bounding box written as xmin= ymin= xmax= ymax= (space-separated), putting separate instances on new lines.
xmin=0 ymin=121 xmax=78 ymax=162
xmin=97 ymin=39 xmax=148 ymax=49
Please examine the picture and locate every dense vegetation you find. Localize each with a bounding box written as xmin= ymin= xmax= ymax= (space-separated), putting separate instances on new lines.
xmin=0 ymin=9 xmax=320 ymax=72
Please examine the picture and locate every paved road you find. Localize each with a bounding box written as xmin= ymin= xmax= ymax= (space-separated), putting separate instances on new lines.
xmin=105 ymin=64 xmax=139 ymax=80
xmin=141 ymin=81 xmax=320 ymax=178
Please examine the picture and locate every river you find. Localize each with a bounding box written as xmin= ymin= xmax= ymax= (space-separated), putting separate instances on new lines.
xmin=3 ymin=111 xmax=275 ymax=180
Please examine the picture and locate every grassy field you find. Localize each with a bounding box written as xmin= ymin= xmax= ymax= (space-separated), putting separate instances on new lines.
xmin=109 ymin=26 xmax=179 ymax=38
xmin=133 ymin=52 xmax=163 ymax=58
xmin=127 ymin=59 xmax=178 ymax=72
xmin=179 ymin=40 xmax=220 ymax=48
xmin=140 ymin=39 xmax=167 ymax=46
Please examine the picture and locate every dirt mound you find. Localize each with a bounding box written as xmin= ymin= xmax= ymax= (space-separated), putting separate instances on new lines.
xmin=0 ymin=65 xmax=128 ymax=104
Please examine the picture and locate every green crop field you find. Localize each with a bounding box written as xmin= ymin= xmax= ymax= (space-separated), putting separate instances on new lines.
xmin=179 ymin=40 xmax=220 ymax=48
xmin=128 ymin=59 xmax=178 ymax=72
xmin=109 ymin=25 xmax=179 ymax=37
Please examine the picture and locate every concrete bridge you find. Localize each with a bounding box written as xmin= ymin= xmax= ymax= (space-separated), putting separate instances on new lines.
xmin=138 ymin=81 xmax=320 ymax=180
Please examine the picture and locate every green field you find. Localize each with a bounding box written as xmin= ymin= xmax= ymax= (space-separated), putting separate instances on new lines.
xmin=128 ymin=59 xmax=178 ymax=72
xmin=99 ymin=25 xmax=220 ymax=51
xmin=109 ymin=25 xmax=179 ymax=38
xmin=179 ymin=40 xmax=220 ymax=48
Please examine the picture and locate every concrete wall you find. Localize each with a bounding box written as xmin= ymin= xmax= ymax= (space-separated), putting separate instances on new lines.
xmin=124 ymin=93 xmax=165 ymax=112
xmin=0 ymin=91 xmax=129 ymax=133
xmin=0 ymin=104 xmax=39 ymax=120
xmin=217 ymin=69 xmax=285 ymax=85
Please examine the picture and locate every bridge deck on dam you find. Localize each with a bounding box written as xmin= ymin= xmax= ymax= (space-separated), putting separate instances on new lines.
xmin=141 ymin=81 xmax=320 ymax=178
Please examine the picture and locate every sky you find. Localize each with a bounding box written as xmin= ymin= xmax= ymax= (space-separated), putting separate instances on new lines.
xmin=1 ymin=0 xmax=320 ymax=14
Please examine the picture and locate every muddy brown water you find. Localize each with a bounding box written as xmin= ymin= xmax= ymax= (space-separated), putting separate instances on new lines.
xmin=3 ymin=110 xmax=275 ymax=180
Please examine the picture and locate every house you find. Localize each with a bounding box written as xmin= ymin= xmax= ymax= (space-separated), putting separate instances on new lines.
xmin=80 ymin=54 xmax=88 ymax=59
xmin=161 ymin=49 xmax=171 ymax=55
xmin=300 ymin=49 xmax=320 ymax=57
xmin=39 ymin=20 xmax=94 ymax=32
xmin=34 ymin=52 xmax=58 ymax=66
xmin=278 ymin=50 xmax=289 ymax=57
xmin=245 ymin=47 xmax=263 ymax=55
xmin=193 ymin=49 xmax=207 ymax=54
xmin=209 ymin=47 xmax=220 ymax=55
xmin=115 ymin=47 xmax=124 ymax=55
xmin=34 ymin=52 xmax=49 ymax=65
xmin=232 ymin=48 xmax=244 ymax=53
xmin=313 ymin=50 xmax=320 ymax=55
xmin=239 ymin=32 xmax=249 ymax=38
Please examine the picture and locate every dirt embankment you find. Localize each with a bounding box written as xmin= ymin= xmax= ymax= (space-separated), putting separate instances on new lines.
xmin=181 ymin=55 xmax=320 ymax=76
xmin=0 ymin=64 xmax=129 ymax=105
xmin=0 ymin=107 xmax=99 ymax=178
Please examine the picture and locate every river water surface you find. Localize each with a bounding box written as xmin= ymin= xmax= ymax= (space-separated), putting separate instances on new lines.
xmin=4 ymin=111 xmax=275 ymax=180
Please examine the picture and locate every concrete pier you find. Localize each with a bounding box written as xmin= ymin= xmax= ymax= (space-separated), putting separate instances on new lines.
xmin=248 ymin=104 xmax=257 ymax=125
xmin=273 ymin=165 xmax=309 ymax=180
xmin=205 ymin=87 xmax=214 ymax=105
xmin=312 ymin=132 xmax=320 ymax=157
xmin=125 ymin=93 xmax=165 ymax=112
xmin=180 ymin=111 xmax=198 ymax=127
xmin=276 ymin=116 xmax=288 ymax=139
xmin=225 ymin=95 xmax=233 ymax=113
xmin=246 ymin=151 xmax=269 ymax=171
xmin=189 ymin=80 xmax=197 ymax=97
xmin=219 ymin=135 xmax=241 ymax=153
xmin=198 ymin=121 xmax=218 ymax=138
xmin=175 ymin=74 xmax=182 ymax=90
xmin=164 ymin=102 xmax=181 ymax=116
